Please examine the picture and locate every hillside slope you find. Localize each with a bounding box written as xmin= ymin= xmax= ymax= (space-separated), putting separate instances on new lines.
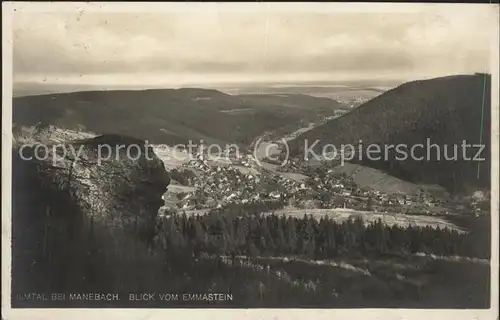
xmin=13 ymin=89 xmax=346 ymax=147
xmin=289 ymin=74 xmax=492 ymax=192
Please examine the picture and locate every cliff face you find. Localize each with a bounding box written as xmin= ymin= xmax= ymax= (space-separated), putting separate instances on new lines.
xmin=12 ymin=135 xmax=170 ymax=301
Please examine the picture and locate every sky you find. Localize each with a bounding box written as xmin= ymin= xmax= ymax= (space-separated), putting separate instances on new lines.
xmin=10 ymin=3 xmax=499 ymax=92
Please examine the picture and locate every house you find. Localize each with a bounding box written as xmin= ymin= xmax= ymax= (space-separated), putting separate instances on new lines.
xmin=269 ymin=191 xmax=281 ymax=199
xmin=342 ymin=190 xmax=352 ymax=196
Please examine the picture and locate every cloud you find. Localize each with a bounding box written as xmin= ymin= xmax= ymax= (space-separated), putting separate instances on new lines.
xmin=11 ymin=5 xmax=497 ymax=87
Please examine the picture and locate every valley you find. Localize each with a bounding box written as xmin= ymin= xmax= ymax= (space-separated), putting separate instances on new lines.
xmin=11 ymin=75 xmax=492 ymax=308
xmin=12 ymin=77 xmax=490 ymax=235
xmin=8 ymin=5 xmax=497 ymax=310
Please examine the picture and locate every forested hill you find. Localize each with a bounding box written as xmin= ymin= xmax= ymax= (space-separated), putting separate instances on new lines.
xmin=288 ymin=74 xmax=492 ymax=192
xmin=12 ymin=88 xmax=346 ymax=147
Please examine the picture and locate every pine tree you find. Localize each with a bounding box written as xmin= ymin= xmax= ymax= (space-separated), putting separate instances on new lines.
xmin=193 ymin=217 xmax=206 ymax=256
xmin=275 ymin=217 xmax=288 ymax=254
xmin=260 ymin=217 xmax=275 ymax=254
xmin=367 ymin=196 xmax=374 ymax=211
xmin=286 ymin=217 xmax=298 ymax=254
xmin=234 ymin=217 xmax=248 ymax=255
xmin=301 ymin=216 xmax=316 ymax=257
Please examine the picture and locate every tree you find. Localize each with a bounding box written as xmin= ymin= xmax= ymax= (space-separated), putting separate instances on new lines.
xmin=275 ymin=217 xmax=288 ymax=254
xmin=285 ymin=217 xmax=298 ymax=254
xmin=248 ymin=243 xmax=259 ymax=257
xmin=367 ymin=196 xmax=374 ymax=211
xmin=12 ymin=123 xmax=22 ymax=136
xmin=177 ymin=192 xmax=187 ymax=200
xmin=234 ymin=218 xmax=249 ymax=255
xmin=192 ymin=218 xmax=206 ymax=256
xmin=34 ymin=120 xmax=50 ymax=134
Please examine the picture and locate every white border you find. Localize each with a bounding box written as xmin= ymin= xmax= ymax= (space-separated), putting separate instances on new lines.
xmin=2 ymin=2 xmax=499 ymax=320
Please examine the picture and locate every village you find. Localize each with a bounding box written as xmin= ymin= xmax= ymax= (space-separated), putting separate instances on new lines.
xmin=160 ymin=148 xmax=490 ymax=219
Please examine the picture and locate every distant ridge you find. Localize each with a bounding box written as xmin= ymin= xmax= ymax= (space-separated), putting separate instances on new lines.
xmin=13 ymin=88 xmax=346 ymax=147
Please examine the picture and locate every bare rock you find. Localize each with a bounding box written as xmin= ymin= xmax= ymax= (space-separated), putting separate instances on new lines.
xmin=12 ymin=134 xmax=170 ymax=297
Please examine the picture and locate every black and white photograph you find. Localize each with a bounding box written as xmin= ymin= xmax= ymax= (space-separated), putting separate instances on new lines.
xmin=2 ymin=2 xmax=499 ymax=317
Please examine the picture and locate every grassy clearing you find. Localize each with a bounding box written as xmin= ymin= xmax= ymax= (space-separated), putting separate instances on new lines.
xmin=266 ymin=207 xmax=463 ymax=232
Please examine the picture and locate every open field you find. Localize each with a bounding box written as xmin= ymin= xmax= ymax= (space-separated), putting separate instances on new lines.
xmin=152 ymin=146 xmax=192 ymax=170
xmin=165 ymin=183 xmax=196 ymax=194
xmin=265 ymin=207 xmax=464 ymax=232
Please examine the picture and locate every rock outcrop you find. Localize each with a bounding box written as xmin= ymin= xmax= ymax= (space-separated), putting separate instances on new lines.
xmin=12 ymin=134 xmax=170 ymax=302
